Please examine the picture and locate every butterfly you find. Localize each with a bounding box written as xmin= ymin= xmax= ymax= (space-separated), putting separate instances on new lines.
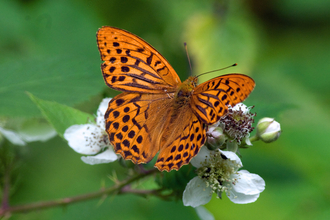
xmin=97 ymin=26 xmax=255 ymax=172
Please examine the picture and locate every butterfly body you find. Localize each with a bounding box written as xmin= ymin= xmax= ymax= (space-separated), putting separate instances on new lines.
xmin=173 ymin=76 xmax=197 ymax=108
xmin=97 ymin=26 xmax=255 ymax=171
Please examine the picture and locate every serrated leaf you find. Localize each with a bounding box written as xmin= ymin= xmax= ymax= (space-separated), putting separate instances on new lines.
xmin=28 ymin=93 xmax=94 ymax=138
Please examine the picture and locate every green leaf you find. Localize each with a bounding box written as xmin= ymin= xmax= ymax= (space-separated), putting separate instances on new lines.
xmin=0 ymin=56 xmax=105 ymax=118
xmin=28 ymin=93 xmax=94 ymax=138
xmin=0 ymin=0 xmax=107 ymax=118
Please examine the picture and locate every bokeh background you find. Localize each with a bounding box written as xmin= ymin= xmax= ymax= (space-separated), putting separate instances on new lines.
xmin=1 ymin=0 xmax=330 ymax=219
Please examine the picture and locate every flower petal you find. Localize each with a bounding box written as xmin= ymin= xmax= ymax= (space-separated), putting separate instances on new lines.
xmin=226 ymin=170 xmax=265 ymax=204
xmin=244 ymin=134 xmax=252 ymax=146
xmin=81 ymin=148 xmax=118 ymax=165
xmin=195 ymin=206 xmax=215 ymax=220
xmin=64 ymin=124 xmax=104 ymax=155
xmin=226 ymin=189 xmax=260 ymax=204
xmin=96 ymin=98 xmax=112 ymax=126
xmin=183 ymin=176 xmax=212 ymax=208
xmin=232 ymin=103 xmax=249 ymax=113
xmin=0 ymin=127 xmax=26 ymax=146
xmin=265 ymin=120 xmax=280 ymax=133
xmin=190 ymin=146 xmax=211 ymax=168
xmin=231 ymin=170 xmax=265 ymax=194
xmin=219 ymin=149 xmax=242 ymax=168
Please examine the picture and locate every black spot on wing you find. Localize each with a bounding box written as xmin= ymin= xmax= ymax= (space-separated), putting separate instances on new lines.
xmin=132 ymin=145 xmax=139 ymax=153
xmin=146 ymin=53 xmax=153 ymax=65
xmin=121 ymin=57 xmax=128 ymax=63
xmin=110 ymin=67 xmax=116 ymax=73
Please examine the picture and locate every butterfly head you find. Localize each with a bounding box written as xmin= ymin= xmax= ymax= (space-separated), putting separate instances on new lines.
xmin=184 ymin=76 xmax=198 ymax=88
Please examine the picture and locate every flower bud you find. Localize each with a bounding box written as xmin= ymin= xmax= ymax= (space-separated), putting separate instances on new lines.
xmin=256 ymin=117 xmax=281 ymax=143
xmin=226 ymin=140 xmax=238 ymax=152
xmin=206 ymin=127 xmax=226 ymax=150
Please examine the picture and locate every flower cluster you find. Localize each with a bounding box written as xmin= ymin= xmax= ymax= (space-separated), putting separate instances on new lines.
xmin=183 ymin=103 xmax=281 ymax=210
xmin=183 ymin=146 xmax=265 ymax=207
xmin=205 ymin=104 xmax=256 ymax=154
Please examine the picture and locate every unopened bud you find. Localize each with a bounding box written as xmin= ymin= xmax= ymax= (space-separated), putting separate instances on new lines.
xmin=206 ymin=127 xmax=226 ymax=150
xmin=256 ymin=117 xmax=281 ymax=143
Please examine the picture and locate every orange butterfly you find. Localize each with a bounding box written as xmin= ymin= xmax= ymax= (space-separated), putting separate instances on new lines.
xmin=97 ymin=26 xmax=255 ymax=172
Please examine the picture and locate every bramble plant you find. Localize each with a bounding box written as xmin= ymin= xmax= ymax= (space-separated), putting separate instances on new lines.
xmin=0 ymin=96 xmax=280 ymax=219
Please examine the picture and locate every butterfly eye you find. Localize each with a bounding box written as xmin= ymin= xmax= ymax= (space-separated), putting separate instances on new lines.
xmin=177 ymin=90 xmax=184 ymax=97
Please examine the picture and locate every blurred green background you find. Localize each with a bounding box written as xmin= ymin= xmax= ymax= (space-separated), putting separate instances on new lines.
xmin=1 ymin=0 xmax=330 ymax=219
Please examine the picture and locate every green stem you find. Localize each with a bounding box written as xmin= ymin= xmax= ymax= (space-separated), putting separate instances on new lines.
xmin=1 ymin=165 xmax=10 ymax=211
xmin=0 ymin=169 xmax=158 ymax=216
xmin=249 ymin=135 xmax=259 ymax=143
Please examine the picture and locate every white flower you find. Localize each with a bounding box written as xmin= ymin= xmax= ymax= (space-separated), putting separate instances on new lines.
xmin=64 ymin=124 xmax=105 ymax=154
xmin=0 ymin=119 xmax=56 ymax=146
xmin=64 ymin=98 xmax=118 ymax=164
xmin=183 ymin=147 xmax=265 ymax=207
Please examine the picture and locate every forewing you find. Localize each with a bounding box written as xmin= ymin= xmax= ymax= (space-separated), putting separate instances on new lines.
xmin=97 ymin=26 xmax=181 ymax=93
xmin=191 ymin=74 xmax=255 ymax=124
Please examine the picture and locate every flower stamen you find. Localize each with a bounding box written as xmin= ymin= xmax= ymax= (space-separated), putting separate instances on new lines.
xmin=196 ymin=150 xmax=241 ymax=195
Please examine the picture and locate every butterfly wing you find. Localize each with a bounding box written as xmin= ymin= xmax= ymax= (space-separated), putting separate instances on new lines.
xmin=106 ymin=90 xmax=207 ymax=172
xmin=191 ymin=74 xmax=255 ymax=124
xmin=98 ymin=27 xmax=256 ymax=172
xmin=154 ymin=106 xmax=206 ymax=171
xmin=97 ymin=26 xmax=181 ymax=93
xmin=105 ymin=92 xmax=175 ymax=164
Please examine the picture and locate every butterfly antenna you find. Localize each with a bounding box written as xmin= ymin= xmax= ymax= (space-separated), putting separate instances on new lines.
xmin=184 ymin=42 xmax=193 ymax=75
xmin=196 ymin=63 xmax=237 ymax=78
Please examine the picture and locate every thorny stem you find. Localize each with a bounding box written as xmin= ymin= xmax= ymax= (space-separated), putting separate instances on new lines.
xmin=0 ymin=168 xmax=158 ymax=217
